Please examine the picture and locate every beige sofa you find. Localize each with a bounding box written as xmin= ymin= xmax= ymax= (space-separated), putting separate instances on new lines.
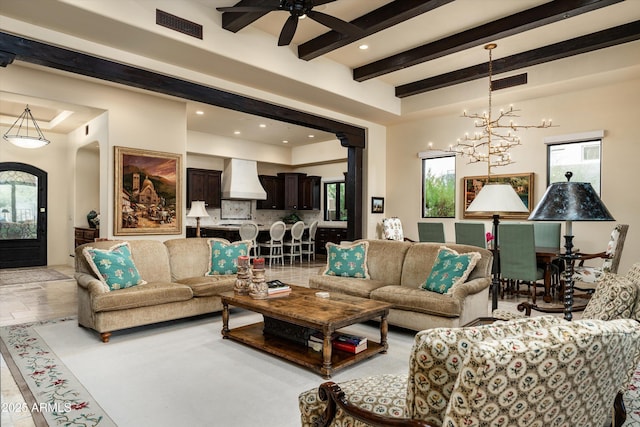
xmin=308 ymin=239 xmax=493 ymax=331
xmin=75 ymin=238 xmax=240 ymax=342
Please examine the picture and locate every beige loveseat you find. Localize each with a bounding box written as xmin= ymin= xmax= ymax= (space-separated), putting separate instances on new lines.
xmin=75 ymin=238 xmax=240 ymax=342
xmin=308 ymin=239 xmax=493 ymax=331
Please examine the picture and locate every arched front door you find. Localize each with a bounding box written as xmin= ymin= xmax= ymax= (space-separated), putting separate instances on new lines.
xmin=0 ymin=162 xmax=48 ymax=268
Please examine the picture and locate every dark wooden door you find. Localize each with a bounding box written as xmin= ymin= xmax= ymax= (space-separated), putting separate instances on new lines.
xmin=0 ymin=162 xmax=48 ymax=268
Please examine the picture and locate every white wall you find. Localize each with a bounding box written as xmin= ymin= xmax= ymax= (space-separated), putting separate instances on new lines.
xmin=387 ymin=75 xmax=640 ymax=273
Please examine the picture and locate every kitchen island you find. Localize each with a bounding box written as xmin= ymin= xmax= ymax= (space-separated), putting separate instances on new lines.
xmin=186 ymin=222 xmax=347 ymax=256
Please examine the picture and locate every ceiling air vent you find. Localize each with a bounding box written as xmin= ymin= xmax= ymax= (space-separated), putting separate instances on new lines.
xmin=156 ymin=9 xmax=203 ymax=40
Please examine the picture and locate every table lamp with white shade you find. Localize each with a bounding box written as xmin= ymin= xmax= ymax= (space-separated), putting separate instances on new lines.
xmin=187 ymin=201 xmax=209 ymax=237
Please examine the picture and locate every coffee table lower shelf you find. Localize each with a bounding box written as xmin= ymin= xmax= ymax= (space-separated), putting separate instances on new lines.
xmin=224 ymin=322 xmax=385 ymax=378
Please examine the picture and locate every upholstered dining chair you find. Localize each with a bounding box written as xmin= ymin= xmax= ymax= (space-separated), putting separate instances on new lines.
xmin=573 ymin=223 xmax=629 ymax=298
xmin=499 ymin=223 xmax=544 ymax=303
xmin=283 ymin=220 xmax=305 ymax=264
xmin=258 ymin=221 xmax=286 ymax=266
xmin=301 ymin=220 xmax=318 ymax=261
xmin=532 ymin=221 xmax=562 ymax=294
xmin=239 ymin=221 xmax=259 ymax=260
xmin=454 ymin=221 xmax=485 ymax=247
xmin=381 ymin=217 xmax=414 ymax=241
xmin=417 ymin=222 xmax=445 ymax=243
xmin=299 ymin=316 xmax=640 ymax=427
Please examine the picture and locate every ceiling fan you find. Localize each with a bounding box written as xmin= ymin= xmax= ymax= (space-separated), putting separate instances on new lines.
xmin=217 ymin=0 xmax=361 ymax=46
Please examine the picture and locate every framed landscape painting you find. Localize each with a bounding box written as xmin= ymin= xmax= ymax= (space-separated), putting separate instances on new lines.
xmin=462 ymin=172 xmax=534 ymax=219
xmin=114 ymin=146 xmax=182 ymax=235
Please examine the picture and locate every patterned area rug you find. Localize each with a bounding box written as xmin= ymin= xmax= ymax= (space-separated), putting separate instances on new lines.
xmin=1 ymin=317 xmax=639 ymax=426
xmin=0 ymin=268 xmax=71 ymax=286
xmin=0 ymin=318 xmax=114 ymax=426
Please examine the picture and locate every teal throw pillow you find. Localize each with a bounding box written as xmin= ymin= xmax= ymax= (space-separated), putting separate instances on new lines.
xmin=422 ymin=246 xmax=481 ymax=294
xmin=207 ymin=240 xmax=251 ymax=275
xmin=323 ymin=241 xmax=369 ymax=278
xmin=82 ymin=242 xmax=146 ymax=291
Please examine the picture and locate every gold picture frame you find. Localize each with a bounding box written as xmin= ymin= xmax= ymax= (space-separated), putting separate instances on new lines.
xmin=462 ymin=172 xmax=534 ymax=219
xmin=114 ymin=146 xmax=182 ymax=235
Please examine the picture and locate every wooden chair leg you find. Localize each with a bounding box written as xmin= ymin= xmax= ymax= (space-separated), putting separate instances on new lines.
xmin=613 ymin=391 xmax=626 ymax=427
xmin=100 ymin=332 xmax=112 ymax=343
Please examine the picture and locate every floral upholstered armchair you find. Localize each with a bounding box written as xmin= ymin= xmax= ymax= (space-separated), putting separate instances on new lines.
xmin=299 ymin=316 xmax=640 ymax=427
xmin=573 ymin=224 xmax=628 ymax=295
xmin=381 ymin=217 xmax=414 ymax=241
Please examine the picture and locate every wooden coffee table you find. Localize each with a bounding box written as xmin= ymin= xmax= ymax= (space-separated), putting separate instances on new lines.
xmin=220 ymin=285 xmax=392 ymax=378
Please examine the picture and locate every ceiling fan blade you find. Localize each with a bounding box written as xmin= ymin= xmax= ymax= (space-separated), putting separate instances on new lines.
xmin=306 ymin=10 xmax=361 ymax=36
xmin=216 ymin=6 xmax=279 ymax=13
xmin=278 ymin=15 xmax=299 ymax=46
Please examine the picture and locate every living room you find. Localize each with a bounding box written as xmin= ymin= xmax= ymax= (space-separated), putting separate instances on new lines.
xmin=1 ymin=1 xmax=640 ymax=426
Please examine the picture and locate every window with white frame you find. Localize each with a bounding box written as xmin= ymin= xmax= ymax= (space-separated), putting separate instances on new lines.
xmin=422 ymin=154 xmax=455 ymax=218
xmin=546 ymin=131 xmax=603 ymax=194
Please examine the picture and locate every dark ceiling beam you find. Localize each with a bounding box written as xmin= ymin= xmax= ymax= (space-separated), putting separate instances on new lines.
xmin=354 ymin=0 xmax=623 ymax=82
xmin=220 ymin=0 xmax=274 ymax=33
xmin=0 ymin=31 xmax=366 ymax=240
xmin=297 ymin=0 xmax=453 ymax=61
xmin=395 ymin=20 xmax=640 ymax=98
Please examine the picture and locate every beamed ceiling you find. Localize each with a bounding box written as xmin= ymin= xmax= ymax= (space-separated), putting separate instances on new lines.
xmin=219 ymin=0 xmax=640 ymax=97
xmin=0 ymin=0 xmax=639 ymax=145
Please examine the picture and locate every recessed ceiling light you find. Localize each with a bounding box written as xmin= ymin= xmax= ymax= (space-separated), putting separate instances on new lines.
xmin=234 ymin=131 xmax=241 ymax=135
xmin=282 ymin=140 xmax=289 ymax=144
xmin=195 ymin=110 xmax=204 ymax=115
xmin=259 ymin=124 xmax=267 ymax=128
xmin=359 ymin=44 xmax=369 ymax=50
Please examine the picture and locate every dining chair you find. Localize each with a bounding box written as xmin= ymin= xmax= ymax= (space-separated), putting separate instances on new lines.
xmin=533 ymin=222 xmax=561 ymax=249
xmin=238 ymin=221 xmax=259 ymax=260
xmin=532 ymin=222 xmax=562 ymax=295
xmin=573 ymin=224 xmax=629 ymax=298
xmin=417 ymin=222 xmax=445 ymax=243
xmin=499 ymin=223 xmax=545 ymax=303
xmin=258 ymin=221 xmax=286 ymax=266
xmin=300 ymin=220 xmax=318 ymax=262
xmin=454 ymin=222 xmax=485 ymax=248
xmin=283 ymin=220 xmax=304 ymax=264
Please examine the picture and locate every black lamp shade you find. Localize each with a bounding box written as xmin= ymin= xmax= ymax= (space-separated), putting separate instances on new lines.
xmin=528 ymin=181 xmax=614 ymax=221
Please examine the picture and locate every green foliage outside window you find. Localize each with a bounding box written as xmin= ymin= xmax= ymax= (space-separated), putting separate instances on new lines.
xmin=423 ymin=156 xmax=455 ymax=218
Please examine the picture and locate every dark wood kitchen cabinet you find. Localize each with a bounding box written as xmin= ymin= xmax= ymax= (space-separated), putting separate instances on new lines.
xmin=299 ymin=175 xmax=320 ymax=210
xmin=279 ymin=173 xmax=305 ymax=210
xmin=257 ymin=175 xmax=284 ymax=210
xmin=186 ymin=168 xmax=222 ymax=209
xmin=316 ymin=226 xmax=349 ymax=255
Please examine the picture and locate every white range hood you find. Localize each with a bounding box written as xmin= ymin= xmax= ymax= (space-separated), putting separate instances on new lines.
xmin=221 ymin=158 xmax=267 ymax=200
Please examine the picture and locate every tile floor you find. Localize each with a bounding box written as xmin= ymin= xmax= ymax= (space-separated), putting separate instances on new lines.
xmin=0 ymin=260 xmax=568 ymax=427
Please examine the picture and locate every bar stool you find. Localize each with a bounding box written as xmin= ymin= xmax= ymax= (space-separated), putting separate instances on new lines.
xmin=284 ymin=220 xmax=304 ymax=264
xmin=259 ymin=221 xmax=286 ymax=266
xmin=301 ymin=220 xmax=318 ymax=262
xmin=239 ymin=221 xmax=259 ymax=260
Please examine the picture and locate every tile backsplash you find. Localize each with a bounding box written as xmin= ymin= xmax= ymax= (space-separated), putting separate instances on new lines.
xmin=185 ymin=200 xmax=330 ymax=227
